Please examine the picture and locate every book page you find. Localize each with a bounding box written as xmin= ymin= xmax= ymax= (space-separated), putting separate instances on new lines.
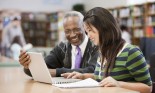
xmin=53 ymin=78 xmax=100 ymax=88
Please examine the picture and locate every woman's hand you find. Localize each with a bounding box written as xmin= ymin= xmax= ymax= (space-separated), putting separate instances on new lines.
xmin=99 ymin=76 xmax=120 ymax=87
xmin=61 ymin=71 xmax=84 ymax=79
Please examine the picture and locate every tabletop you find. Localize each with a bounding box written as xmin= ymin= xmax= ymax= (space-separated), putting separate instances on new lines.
xmin=0 ymin=67 xmax=140 ymax=93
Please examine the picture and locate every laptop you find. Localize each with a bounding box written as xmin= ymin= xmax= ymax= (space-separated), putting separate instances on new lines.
xmin=27 ymin=52 xmax=81 ymax=84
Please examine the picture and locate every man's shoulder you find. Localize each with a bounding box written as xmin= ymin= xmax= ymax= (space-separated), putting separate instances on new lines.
xmin=55 ymin=41 xmax=71 ymax=52
xmin=58 ymin=41 xmax=70 ymax=47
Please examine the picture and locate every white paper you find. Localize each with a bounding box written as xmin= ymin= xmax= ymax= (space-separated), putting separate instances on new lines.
xmin=53 ymin=78 xmax=100 ymax=88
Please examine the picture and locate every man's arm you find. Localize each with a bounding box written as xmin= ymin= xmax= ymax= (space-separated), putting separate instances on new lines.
xmin=44 ymin=42 xmax=67 ymax=77
xmin=56 ymin=50 xmax=98 ymax=76
xmin=44 ymin=42 xmax=66 ymax=69
xmin=24 ymin=68 xmax=32 ymax=76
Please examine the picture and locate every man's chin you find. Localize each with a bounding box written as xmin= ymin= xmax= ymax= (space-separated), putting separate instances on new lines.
xmin=71 ymin=42 xmax=80 ymax=46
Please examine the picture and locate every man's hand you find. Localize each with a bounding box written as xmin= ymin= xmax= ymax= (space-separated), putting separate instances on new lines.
xmin=19 ymin=50 xmax=31 ymax=69
xmin=61 ymin=71 xmax=84 ymax=79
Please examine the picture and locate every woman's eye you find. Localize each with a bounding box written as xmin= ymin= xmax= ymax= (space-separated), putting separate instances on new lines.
xmin=88 ymin=29 xmax=91 ymax=32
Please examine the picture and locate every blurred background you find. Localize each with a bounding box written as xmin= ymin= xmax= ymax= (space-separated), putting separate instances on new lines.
xmin=0 ymin=0 xmax=155 ymax=65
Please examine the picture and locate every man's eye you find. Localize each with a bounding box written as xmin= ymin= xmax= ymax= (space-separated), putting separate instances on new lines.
xmin=74 ymin=28 xmax=80 ymax=32
xmin=65 ymin=30 xmax=70 ymax=33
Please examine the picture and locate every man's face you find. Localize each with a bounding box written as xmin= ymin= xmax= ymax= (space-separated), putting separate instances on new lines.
xmin=63 ymin=16 xmax=84 ymax=46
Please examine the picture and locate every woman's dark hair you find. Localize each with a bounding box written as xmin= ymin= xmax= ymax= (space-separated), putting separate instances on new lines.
xmin=83 ymin=7 xmax=125 ymax=77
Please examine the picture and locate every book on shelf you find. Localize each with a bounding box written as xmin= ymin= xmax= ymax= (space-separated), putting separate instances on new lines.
xmin=134 ymin=29 xmax=144 ymax=38
xmin=119 ymin=8 xmax=130 ymax=18
xmin=146 ymin=26 xmax=153 ymax=37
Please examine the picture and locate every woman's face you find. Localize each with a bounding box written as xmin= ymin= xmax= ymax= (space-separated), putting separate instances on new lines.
xmin=83 ymin=23 xmax=99 ymax=45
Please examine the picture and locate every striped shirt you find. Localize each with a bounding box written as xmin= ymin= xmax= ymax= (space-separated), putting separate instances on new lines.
xmin=94 ymin=44 xmax=152 ymax=86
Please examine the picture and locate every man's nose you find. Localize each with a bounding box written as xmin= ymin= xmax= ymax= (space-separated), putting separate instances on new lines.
xmin=70 ymin=31 xmax=76 ymax=37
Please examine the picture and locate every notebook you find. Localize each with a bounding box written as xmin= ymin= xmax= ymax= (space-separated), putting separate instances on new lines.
xmin=53 ymin=78 xmax=100 ymax=88
xmin=28 ymin=52 xmax=81 ymax=84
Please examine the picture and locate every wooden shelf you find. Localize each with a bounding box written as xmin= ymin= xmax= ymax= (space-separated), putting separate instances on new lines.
xmin=119 ymin=16 xmax=130 ymax=19
xmin=147 ymin=13 xmax=155 ymax=16
xmin=132 ymin=25 xmax=144 ymax=28
xmin=132 ymin=15 xmax=144 ymax=18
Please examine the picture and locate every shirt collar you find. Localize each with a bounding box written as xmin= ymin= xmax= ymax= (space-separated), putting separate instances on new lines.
xmin=71 ymin=34 xmax=88 ymax=53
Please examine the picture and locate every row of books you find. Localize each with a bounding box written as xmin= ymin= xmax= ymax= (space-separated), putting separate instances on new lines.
xmin=110 ymin=6 xmax=144 ymax=18
xmin=133 ymin=28 xmax=144 ymax=38
xmin=119 ymin=18 xmax=132 ymax=27
xmin=120 ymin=17 xmax=144 ymax=27
xmin=119 ymin=8 xmax=130 ymax=18
xmin=133 ymin=17 xmax=144 ymax=27
xmin=22 ymin=22 xmax=58 ymax=31
xmin=131 ymin=6 xmax=144 ymax=16
xmin=133 ymin=26 xmax=155 ymax=38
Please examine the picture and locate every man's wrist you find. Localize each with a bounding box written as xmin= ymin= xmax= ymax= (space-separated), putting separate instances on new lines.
xmin=49 ymin=69 xmax=56 ymax=77
xmin=82 ymin=74 xmax=85 ymax=79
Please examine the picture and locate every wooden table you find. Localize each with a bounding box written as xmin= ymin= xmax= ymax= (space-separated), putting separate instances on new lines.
xmin=0 ymin=67 xmax=140 ymax=93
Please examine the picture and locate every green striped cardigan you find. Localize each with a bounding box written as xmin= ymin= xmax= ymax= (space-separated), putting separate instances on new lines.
xmin=94 ymin=44 xmax=152 ymax=86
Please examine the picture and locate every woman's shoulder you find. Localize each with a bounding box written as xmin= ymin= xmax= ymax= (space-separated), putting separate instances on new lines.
xmin=125 ymin=44 xmax=140 ymax=51
xmin=124 ymin=44 xmax=144 ymax=59
xmin=120 ymin=43 xmax=143 ymax=57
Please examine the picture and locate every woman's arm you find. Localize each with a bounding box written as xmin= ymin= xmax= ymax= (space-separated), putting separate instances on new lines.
xmin=119 ymin=81 xmax=152 ymax=93
xmin=99 ymin=76 xmax=152 ymax=93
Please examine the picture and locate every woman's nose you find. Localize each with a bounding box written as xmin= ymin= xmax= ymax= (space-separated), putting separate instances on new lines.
xmin=87 ymin=33 xmax=91 ymax=38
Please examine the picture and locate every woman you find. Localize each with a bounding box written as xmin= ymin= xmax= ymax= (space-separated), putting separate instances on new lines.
xmin=61 ymin=7 xmax=152 ymax=93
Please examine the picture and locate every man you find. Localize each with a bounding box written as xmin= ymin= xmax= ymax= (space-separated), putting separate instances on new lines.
xmin=19 ymin=11 xmax=98 ymax=77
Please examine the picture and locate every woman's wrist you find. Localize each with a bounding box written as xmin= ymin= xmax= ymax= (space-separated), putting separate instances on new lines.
xmin=118 ymin=81 xmax=124 ymax=88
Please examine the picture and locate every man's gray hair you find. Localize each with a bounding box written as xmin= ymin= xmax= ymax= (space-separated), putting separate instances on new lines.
xmin=63 ymin=11 xmax=84 ymax=24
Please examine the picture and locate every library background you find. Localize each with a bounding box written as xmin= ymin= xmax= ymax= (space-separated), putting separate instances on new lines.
xmin=0 ymin=0 xmax=155 ymax=63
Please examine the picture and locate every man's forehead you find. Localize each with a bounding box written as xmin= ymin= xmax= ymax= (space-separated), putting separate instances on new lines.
xmin=64 ymin=16 xmax=80 ymax=22
xmin=63 ymin=17 xmax=81 ymax=26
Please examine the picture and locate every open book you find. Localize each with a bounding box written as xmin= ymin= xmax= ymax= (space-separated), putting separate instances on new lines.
xmin=53 ymin=78 xmax=100 ymax=88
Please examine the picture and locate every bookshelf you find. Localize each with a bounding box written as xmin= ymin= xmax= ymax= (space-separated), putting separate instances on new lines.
xmin=108 ymin=2 xmax=155 ymax=46
xmin=21 ymin=12 xmax=59 ymax=47
xmin=131 ymin=4 xmax=145 ymax=45
xmin=145 ymin=2 xmax=155 ymax=37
